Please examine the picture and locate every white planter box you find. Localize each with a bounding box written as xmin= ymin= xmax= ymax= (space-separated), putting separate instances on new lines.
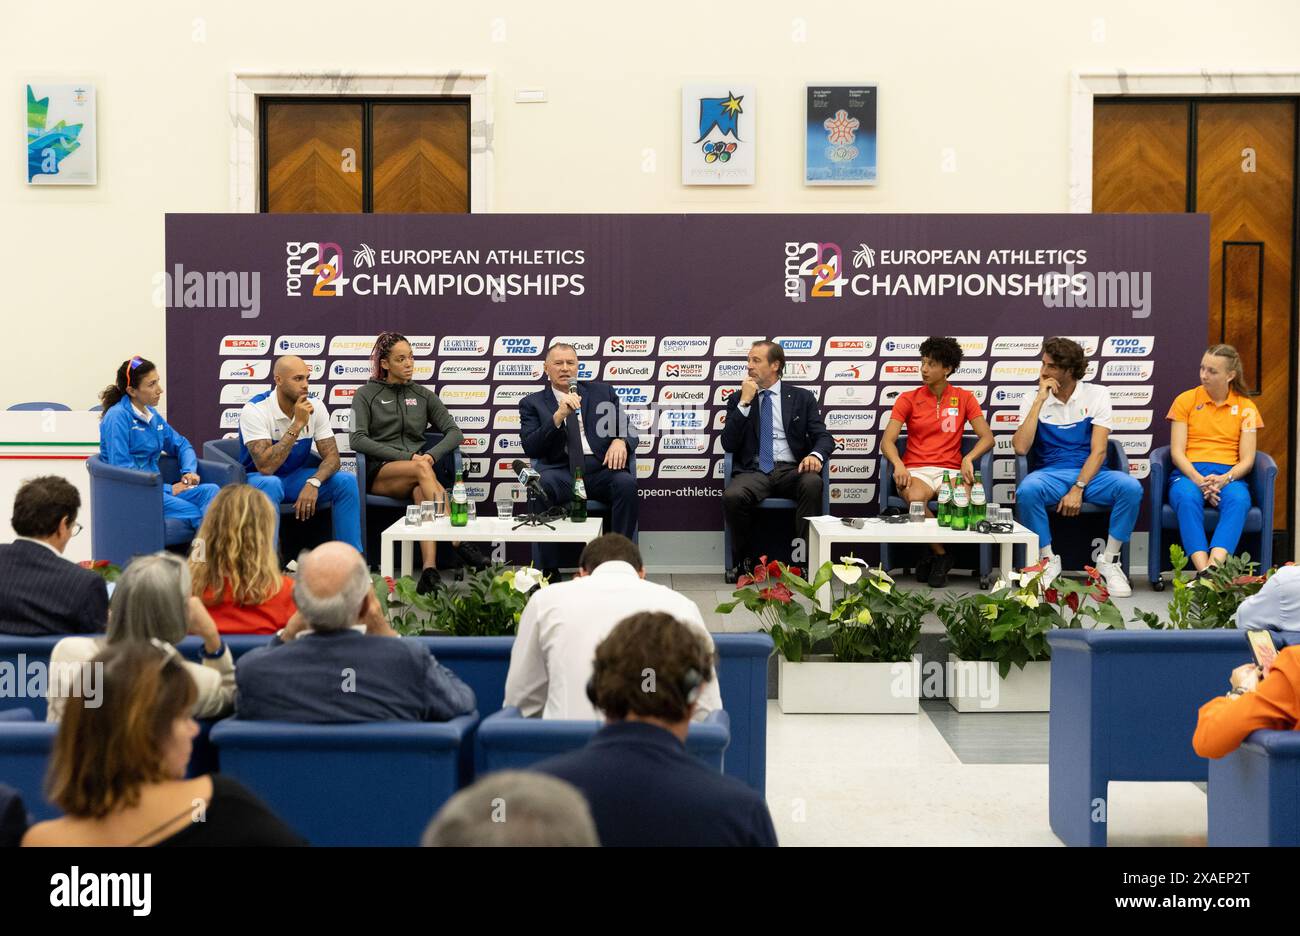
xmin=778 ymin=654 xmax=921 ymax=714
xmin=946 ymin=654 xmax=1051 ymax=712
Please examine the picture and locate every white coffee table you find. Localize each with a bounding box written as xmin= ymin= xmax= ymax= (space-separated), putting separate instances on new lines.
xmin=379 ymin=515 xmax=606 ymax=579
xmin=806 ymin=516 xmax=1039 ymax=610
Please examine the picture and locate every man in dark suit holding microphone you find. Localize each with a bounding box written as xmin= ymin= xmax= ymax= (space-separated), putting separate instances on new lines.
xmin=722 ymin=340 xmax=834 ymax=581
xmin=520 ymin=343 xmax=640 ymax=570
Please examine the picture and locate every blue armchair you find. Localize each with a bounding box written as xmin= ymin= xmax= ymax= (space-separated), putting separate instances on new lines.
xmin=722 ymin=452 xmax=831 ymax=581
xmin=1013 ymin=438 xmax=1131 ymax=577
xmin=1147 ymin=446 xmax=1275 ymax=589
xmin=203 ymin=437 xmax=333 ymax=544
xmin=877 ymin=433 xmax=995 ymax=587
xmin=6 ymin=402 xmax=69 ymax=411
xmin=0 ymin=720 xmax=59 ymax=822
xmin=354 ymin=432 xmax=461 ymax=570
xmin=85 ymin=453 xmax=239 ymax=569
xmin=1208 ymin=730 xmax=1300 ymax=846
xmin=209 ymin=715 xmax=479 ymax=846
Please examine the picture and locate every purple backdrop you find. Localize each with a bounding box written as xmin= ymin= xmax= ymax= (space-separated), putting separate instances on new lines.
xmin=164 ymin=213 xmax=1208 ymax=532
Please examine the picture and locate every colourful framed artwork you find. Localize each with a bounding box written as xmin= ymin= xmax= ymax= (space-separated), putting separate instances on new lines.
xmin=27 ymin=82 xmax=97 ymax=185
xmin=805 ymin=84 xmax=876 ymax=185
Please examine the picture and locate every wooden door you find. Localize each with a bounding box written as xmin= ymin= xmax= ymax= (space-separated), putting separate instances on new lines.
xmin=372 ymin=102 xmax=469 ymax=213
xmin=264 ymin=102 xmax=364 ymax=213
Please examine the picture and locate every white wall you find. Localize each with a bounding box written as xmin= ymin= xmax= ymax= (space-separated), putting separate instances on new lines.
xmin=3 ymin=0 xmax=1298 ymax=412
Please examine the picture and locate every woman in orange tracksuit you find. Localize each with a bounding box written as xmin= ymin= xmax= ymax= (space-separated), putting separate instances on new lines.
xmin=1193 ymin=647 xmax=1300 ymax=758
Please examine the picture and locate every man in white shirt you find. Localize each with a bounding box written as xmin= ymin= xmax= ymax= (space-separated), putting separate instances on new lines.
xmin=504 ymin=534 xmax=723 ymax=720
xmin=238 ymin=356 xmax=362 ymax=552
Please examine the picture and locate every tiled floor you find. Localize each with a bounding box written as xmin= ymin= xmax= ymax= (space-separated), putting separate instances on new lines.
xmin=663 ymin=570 xmax=1210 ymax=847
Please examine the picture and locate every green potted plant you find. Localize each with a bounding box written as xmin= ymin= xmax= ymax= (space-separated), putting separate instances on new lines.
xmin=938 ymin=561 xmax=1124 ymax=712
xmin=373 ymin=565 xmax=546 ymax=636
xmin=1129 ymin=546 xmax=1269 ymax=630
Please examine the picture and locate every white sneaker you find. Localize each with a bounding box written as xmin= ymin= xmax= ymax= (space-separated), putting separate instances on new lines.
xmin=1095 ymin=557 xmax=1132 ymax=597
xmin=1040 ymin=554 xmax=1062 ymax=589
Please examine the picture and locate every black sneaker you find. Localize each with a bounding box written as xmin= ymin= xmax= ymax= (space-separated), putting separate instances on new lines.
xmin=915 ymin=555 xmax=934 ymax=584
xmin=416 ymin=567 xmax=444 ymax=594
xmin=454 ymin=542 xmax=491 ymax=571
xmin=927 ymin=553 xmax=955 ymax=589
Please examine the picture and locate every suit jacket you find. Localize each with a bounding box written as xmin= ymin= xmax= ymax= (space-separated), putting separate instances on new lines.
xmin=519 ymin=380 xmax=638 ymax=469
xmin=720 ymin=382 xmax=834 ymax=472
xmin=533 ymin=721 xmax=778 ymax=847
xmin=234 ymin=629 xmax=476 ymax=723
xmin=0 ymin=540 xmax=108 ymax=637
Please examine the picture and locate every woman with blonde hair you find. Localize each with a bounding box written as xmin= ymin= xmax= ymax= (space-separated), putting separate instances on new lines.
xmin=24 ymin=641 xmax=303 ymax=846
xmin=1166 ymin=344 xmax=1263 ymax=571
xmin=190 ymin=484 xmax=296 ymax=635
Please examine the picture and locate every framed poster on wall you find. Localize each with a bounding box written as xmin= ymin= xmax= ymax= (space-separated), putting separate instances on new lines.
xmin=682 ymin=84 xmax=756 ymax=185
xmin=26 ymin=82 xmax=97 ymax=185
xmin=805 ymin=84 xmax=876 ymax=185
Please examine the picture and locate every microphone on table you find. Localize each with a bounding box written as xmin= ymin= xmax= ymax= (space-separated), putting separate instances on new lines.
xmin=511 ymin=458 xmax=549 ymax=502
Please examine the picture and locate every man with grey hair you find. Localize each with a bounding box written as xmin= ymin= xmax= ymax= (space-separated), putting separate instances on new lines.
xmin=422 ymin=771 xmax=598 ymax=847
xmin=234 ymin=541 xmax=476 ymax=722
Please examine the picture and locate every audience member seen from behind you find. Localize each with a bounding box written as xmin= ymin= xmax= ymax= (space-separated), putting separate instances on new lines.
xmin=1234 ymin=565 xmax=1300 ymax=632
xmin=234 ymin=542 xmax=476 ymax=722
xmin=1194 ymin=645 xmax=1300 ymax=758
xmin=504 ymin=533 xmax=723 ymax=720
xmin=47 ymin=552 xmax=235 ymax=722
xmin=532 ymin=612 xmax=778 ymax=847
xmin=422 ymin=771 xmax=598 ymax=847
xmin=0 ymin=476 xmax=107 ymax=636
xmin=98 ymin=355 xmax=219 ymax=537
xmin=1167 ymin=344 xmax=1263 ymax=574
xmin=190 ymin=485 xmax=296 ymax=635
xmin=23 ymin=641 xmax=304 ymax=846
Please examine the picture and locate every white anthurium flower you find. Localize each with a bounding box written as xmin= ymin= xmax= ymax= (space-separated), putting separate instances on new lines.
xmin=874 ymin=566 xmax=895 ymax=584
xmin=991 ymin=577 xmax=1008 ymax=592
xmin=832 ymin=562 xmax=863 ymax=585
xmin=842 ymin=556 xmax=869 ymax=566
xmin=1014 ymin=593 xmax=1040 ymax=609
xmin=869 ymin=576 xmax=892 ymax=594
xmin=513 ymin=567 xmax=545 ymax=593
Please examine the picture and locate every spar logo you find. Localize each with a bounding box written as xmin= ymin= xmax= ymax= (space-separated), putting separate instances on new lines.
xmin=714 ymin=335 xmax=765 ymax=357
xmin=833 ymin=435 xmax=876 ymax=454
xmin=604 ymin=362 xmax=654 ymax=381
xmin=712 ymin=361 xmax=750 ymax=381
xmin=1111 ymin=409 xmax=1153 ymax=430
xmin=328 ymin=385 xmax=360 ymax=404
xmin=576 ymin=361 xmax=597 ymax=380
xmin=824 ymin=361 xmax=877 ymax=382
xmin=302 ymin=360 xmax=325 ymax=379
xmin=829 ymin=459 xmax=877 ymax=479
xmin=494 ymin=459 xmax=520 ymax=479
xmin=772 ymin=336 xmax=821 ymax=356
xmin=1127 ymin=458 xmax=1151 ymax=480
xmin=447 ymin=409 xmax=490 ymax=430
xmin=830 ymin=483 xmax=877 ymax=503
xmin=991 ymin=361 xmax=1042 ymax=382
xmin=826 ymin=336 xmax=877 ymax=356
xmin=881 ymin=337 xmax=923 ymax=355
xmin=439 ymin=336 xmax=490 ymax=356
xmin=1100 ymin=361 xmax=1154 ymax=381
xmin=220 ymin=360 xmax=270 ymax=381
xmin=826 ymin=410 xmax=877 ymax=431
xmin=658 ymin=434 xmax=710 ymax=454
xmin=494 ymin=361 xmax=546 ymax=381
xmin=611 ymin=384 xmax=652 ymax=405
xmin=822 ymin=385 xmax=877 ymax=406
xmin=657 ymin=336 xmax=711 ymax=356
xmin=658 ymin=409 xmax=709 ymax=431
xmin=992 ymin=336 xmax=1042 ymax=357
xmin=1109 ymin=385 xmax=1154 ymax=406
xmin=714 ymin=386 xmax=739 ymax=405
xmin=493 ymin=385 xmax=536 ymax=405
xmin=659 ymin=386 xmax=709 ymax=404
xmin=952 ymin=361 xmax=988 ymax=381
xmin=1102 ymin=336 xmax=1154 ymax=357
xmin=493 ymin=336 xmax=543 ymax=356
xmin=782 ymin=361 xmax=822 ymax=382
xmin=991 ymin=411 xmax=1022 ymax=429
xmin=659 ymin=361 xmax=709 ymax=382
xmin=603 ymin=336 xmax=653 ymax=356
xmin=956 ymin=336 xmax=989 ymax=357
xmin=493 ymin=410 xmax=522 ymax=430
xmin=459 ymin=434 xmax=490 ymax=454
xmin=1062 ymin=335 xmax=1100 ymax=357
xmin=220 ymin=335 xmax=271 ymax=356
xmin=329 ymin=361 xmax=371 ymax=380
xmin=439 ymin=361 xmax=491 ymax=381
xmin=219 ymin=383 xmax=270 ymax=404
xmin=1112 ymin=433 xmax=1153 ymax=455
xmin=440 ymin=385 xmax=491 ymax=405
xmin=275 ymin=335 xmax=325 ymax=355
xmin=327 ymin=336 xmax=376 ymax=356
xmin=658 ymin=458 xmax=710 ymax=479
xmin=548 ymin=335 xmax=599 ymax=355
xmin=991 ymin=385 xmax=1035 ymax=406
xmin=879 ymin=361 xmax=921 ymax=382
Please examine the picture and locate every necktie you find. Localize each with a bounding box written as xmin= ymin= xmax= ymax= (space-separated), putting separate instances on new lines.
xmin=565 ymin=399 xmax=584 ymax=474
xmin=758 ymin=389 xmax=774 ymax=473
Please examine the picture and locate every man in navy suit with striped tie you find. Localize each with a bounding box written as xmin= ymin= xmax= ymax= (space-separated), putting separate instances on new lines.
xmin=721 ymin=341 xmax=834 ymax=581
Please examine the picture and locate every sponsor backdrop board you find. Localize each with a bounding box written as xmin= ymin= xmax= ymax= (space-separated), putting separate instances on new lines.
xmin=165 ymin=214 xmax=1207 ymax=533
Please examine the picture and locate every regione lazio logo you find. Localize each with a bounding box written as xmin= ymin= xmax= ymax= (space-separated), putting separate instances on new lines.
xmin=219 ymin=383 xmax=269 ymax=404
xmin=220 ymin=335 xmax=270 ymax=356
xmin=285 ymin=241 xmax=347 ymax=298
xmin=276 ymin=335 xmax=325 ymax=355
xmin=219 ymin=360 xmax=270 ymax=381
xmin=714 ymin=336 xmax=765 ymax=357
xmin=823 ymin=385 xmax=877 ymax=406
xmin=830 ymin=483 xmax=877 ymax=503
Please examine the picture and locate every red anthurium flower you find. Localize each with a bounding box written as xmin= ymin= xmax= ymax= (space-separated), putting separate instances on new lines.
xmin=737 ymin=574 xmax=755 ymax=588
xmin=1043 ymin=588 xmax=1058 ymax=603
xmin=1094 ymin=586 xmax=1109 ymax=602
xmin=1232 ymin=575 xmax=1266 ymax=586
xmin=787 ymin=566 xmax=803 ymax=579
xmin=1021 ymin=560 xmax=1046 ymax=574
xmin=1083 ymin=565 xmax=1102 ymax=582
xmin=766 ymin=559 xmax=783 ymax=579
xmin=759 ymin=583 xmax=794 ymax=604
xmin=93 ymin=560 xmax=110 ymax=569
xmin=1065 ymin=592 xmax=1080 ymax=612
xmin=753 ymin=564 xmax=769 ymax=583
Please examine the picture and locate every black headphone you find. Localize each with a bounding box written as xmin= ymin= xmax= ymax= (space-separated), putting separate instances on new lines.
xmin=975 ymin=519 xmax=1015 ymax=534
xmin=878 ymin=506 xmax=910 ymax=524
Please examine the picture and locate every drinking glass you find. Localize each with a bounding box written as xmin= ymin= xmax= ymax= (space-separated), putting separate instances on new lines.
xmin=433 ymin=499 xmax=448 ymax=522
xmin=908 ymin=502 xmax=926 ymax=523
xmin=496 ymin=496 xmax=514 ymax=520
xmin=420 ymin=500 xmax=436 ymax=522
xmin=405 ymin=505 xmax=422 ymax=526
xmin=466 ymin=501 xmax=477 ymax=522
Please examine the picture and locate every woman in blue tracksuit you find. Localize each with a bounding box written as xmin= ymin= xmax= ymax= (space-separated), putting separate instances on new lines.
xmin=98 ymin=356 xmax=219 ymax=534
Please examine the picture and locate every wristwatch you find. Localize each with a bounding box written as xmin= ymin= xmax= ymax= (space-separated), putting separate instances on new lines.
xmin=306 ymin=478 xmax=322 ymax=489
xmin=1074 ymin=480 xmax=1086 ymax=490
xmin=1227 ymin=686 xmax=1250 ymax=698
xmin=200 ymin=640 xmax=227 ymax=660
